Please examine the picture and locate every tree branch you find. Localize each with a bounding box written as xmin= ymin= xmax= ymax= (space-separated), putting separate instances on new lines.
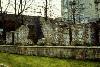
xmin=18 ymin=0 xmax=33 ymax=16
xmin=4 ymin=0 xmax=10 ymax=12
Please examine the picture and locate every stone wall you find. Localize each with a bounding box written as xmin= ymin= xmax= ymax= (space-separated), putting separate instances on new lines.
xmin=71 ymin=23 xmax=92 ymax=45
xmin=6 ymin=25 xmax=33 ymax=45
xmin=6 ymin=17 xmax=99 ymax=46
xmin=39 ymin=17 xmax=93 ymax=46
xmin=0 ymin=45 xmax=99 ymax=60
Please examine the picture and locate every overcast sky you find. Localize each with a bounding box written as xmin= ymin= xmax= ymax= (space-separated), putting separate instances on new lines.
xmin=1 ymin=0 xmax=61 ymax=18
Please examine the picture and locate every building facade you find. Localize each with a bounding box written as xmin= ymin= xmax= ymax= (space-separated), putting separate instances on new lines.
xmin=61 ymin=0 xmax=100 ymax=22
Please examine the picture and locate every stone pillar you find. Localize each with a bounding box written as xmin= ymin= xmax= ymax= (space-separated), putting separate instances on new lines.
xmin=11 ymin=31 xmax=15 ymax=45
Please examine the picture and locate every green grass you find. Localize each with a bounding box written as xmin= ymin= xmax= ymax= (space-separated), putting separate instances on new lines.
xmin=0 ymin=52 xmax=100 ymax=67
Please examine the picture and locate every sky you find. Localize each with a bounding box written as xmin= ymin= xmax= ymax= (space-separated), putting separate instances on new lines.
xmin=1 ymin=0 xmax=61 ymax=18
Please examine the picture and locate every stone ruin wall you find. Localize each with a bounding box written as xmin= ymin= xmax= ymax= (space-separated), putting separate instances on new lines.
xmin=39 ymin=18 xmax=92 ymax=46
xmin=6 ymin=25 xmax=33 ymax=45
xmin=6 ymin=17 xmax=98 ymax=46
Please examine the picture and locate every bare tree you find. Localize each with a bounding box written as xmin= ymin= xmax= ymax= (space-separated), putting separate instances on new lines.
xmin=94 ymin=0 xmax=100 ymax=18
xmin=69 ymin=0 xmax=76 ymax=24
xmin=45 ymin=0 xmax=48 ymax=21
xmin=10 ymin=0 xmax=33 ymax=24
xmin=17 ymin=0 xmax=34 ymax=15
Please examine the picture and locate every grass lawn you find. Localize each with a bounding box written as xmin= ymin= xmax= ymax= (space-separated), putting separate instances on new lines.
xmin=0 ymin=52 xmax=100 ymax=67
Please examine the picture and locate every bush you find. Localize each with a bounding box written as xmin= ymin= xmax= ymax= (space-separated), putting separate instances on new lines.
xmin=38 ymin=43 xmax=45 ymax=46
xmin=75 ymin=43 xmax=82 ymax=46
xmin=86 ymin=43 xmax=93 ymax=46
xmin=15 ymin=43 xmax=23 ymax=45
xmin=0 ymin=41 xmax=4 ymax=45
xmin=51 ymin=43 xmax=57 ymax=46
